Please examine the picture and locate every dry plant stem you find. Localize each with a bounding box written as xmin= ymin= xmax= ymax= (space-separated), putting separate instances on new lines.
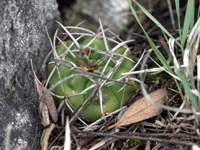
xmin=71 ymin=133 xmax=80 ymax=150
xmin=123 ymin=58 xmax=185 ymax=81
xmin=83 ymin=106 xmax=127 ymax=131
xmin=44 ymin=26 xmax=58 ymax=61
xmin=171 ymin=100 xmax=186 ymax=121
xmin=74 ymin=131 xmax=197 ymax=146
xmin=74 ymin=130 xmax=200 ymax=140
xmin=48 ymin=129 xmax=64 ymax=149
xmin=127 ymin=132 xmax=200 ymax=140
xmin=41 ymin=123 xmax=55 ymax=150
xmin=40 ymin=50 xmax=53 ymax=76
xmin=148 ymin=56 xmax=183 ymax=84
xmin=89 ymin=138 xmax=113 ymax=150
xmin=167 ymin=0 xmax=175 ymax=29
xmin=50 ymin=146 xmax=63 ymax=150
xmin=151 ymin=143 xmax=169 ymax=150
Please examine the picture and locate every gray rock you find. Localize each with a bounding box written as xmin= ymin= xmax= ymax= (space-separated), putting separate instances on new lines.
xmin=62 ymin=0 xmax=132 ymax=34
xmin=0 ymin=0 xmax=59 ymax=149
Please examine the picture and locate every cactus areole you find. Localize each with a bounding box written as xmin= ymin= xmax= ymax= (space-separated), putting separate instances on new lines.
xmin=48 ymin=36 xmax=138 ymax=121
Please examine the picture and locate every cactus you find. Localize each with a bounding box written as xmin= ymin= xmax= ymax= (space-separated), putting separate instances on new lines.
xmin=48 ymin=22 xmax=138 ymax=121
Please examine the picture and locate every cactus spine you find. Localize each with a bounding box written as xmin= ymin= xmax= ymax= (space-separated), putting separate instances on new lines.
xmin=48 ymin=22 xmax=138 ymax=121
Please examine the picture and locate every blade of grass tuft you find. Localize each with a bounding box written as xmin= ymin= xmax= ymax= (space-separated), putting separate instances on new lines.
xmin=169 ymin=39 xmax=199 ymax=112
xmin=175 ymin=0 xmax=182 ymax=40
xmin=132 ymin=0 xmax=181 ymax=48
xmin=128 ymin=0 xmax=184 ymax=100
xmin=128 ymin=1 xmax=170 ymax=72
xmin=181 ymin=0 xmax=195 ymax=47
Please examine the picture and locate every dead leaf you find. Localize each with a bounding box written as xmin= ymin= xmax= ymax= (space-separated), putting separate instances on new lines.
xmin=30 ymin=59 xmax=58 ymax=123
xmin=108 ymin=88 xmax=167 ymax=129
xmin=42 ymin=81 xmax=58 ymax=123
xmin=40 ymin=99 xmax=50 ymax=126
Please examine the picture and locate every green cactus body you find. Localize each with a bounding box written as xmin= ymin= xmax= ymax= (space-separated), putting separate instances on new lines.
xmin=48 ymin=37 xmax=138 ymax=121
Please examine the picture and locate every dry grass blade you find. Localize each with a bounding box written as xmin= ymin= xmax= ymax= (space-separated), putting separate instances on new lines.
xmin=108 ymin=88 xmax=167 ymax=129
xmin=41 ymin=123 xmax=55 ymax=150
xmin=184 ymin=17 xmax=200 ymax=67
xmin=89 ymin=138 xmax=113 ymax=150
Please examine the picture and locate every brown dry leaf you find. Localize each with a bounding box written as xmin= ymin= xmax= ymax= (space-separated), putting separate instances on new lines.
xmin=30 ymin=59 xmax=58 ymax=123
xmin=108 ymin=88 xmax=167 ymax=129
xmin=30 ymin=60 xmax=58 ymax=150
xmin=31 ymin=59 xmax=50 ymax=125
xmin=40 ymin=99 xmax=51 ymax=126
xmin=42 ymin=81 xmax=58 ymax=123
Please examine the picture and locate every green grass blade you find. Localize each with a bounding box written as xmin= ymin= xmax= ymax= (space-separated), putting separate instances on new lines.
xmin=189 ymin=1 xmax=194 ymax=30
xmin=181 ymin=0 xmax=195 ymax=46
xmin=132 ymin=0 xmax=181 ymax=48
xmin=128 ymin=0 xmax=172 ymax=73
xmin=175 ymin=0 xmax=182 ymax=40
xmin=129 ymin=0 xmax=199 ymax=111
xmin=128 ymin=0 xmax=184 ymax=101
xmin=177 ymin=68 xmax=199 ymax=111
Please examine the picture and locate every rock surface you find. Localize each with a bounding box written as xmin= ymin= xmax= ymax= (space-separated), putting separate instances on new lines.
xmin=60 ymin=0 xmax=132 ymax=34
xmin=0 ymin=0 xmax=59 ymax=149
